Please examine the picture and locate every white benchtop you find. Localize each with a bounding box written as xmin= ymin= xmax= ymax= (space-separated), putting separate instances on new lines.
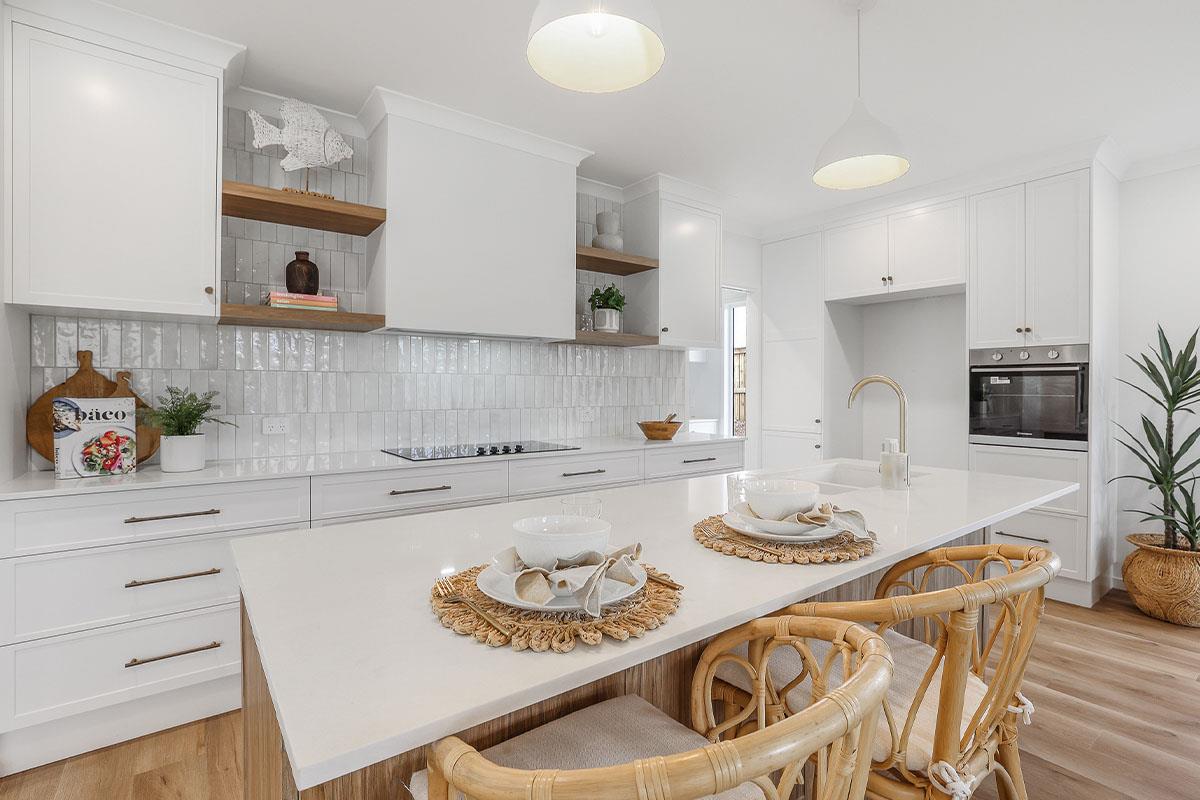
xmin=231 ymin=459 xmax=1077 ymax=789
xmin=0 ymin=433 xmax=742 ymax=502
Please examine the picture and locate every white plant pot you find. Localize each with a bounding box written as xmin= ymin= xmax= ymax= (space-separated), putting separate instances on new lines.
xmin=594 ymin=308 xmax=621 ymax=333
xmin=160 ymin=434 xmax=206 ymax=473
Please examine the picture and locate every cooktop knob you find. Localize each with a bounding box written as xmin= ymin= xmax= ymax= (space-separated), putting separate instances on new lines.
xmin=489 ymin=446 xmax=500 ymax=455
xmin=475 ymin=446 xmax=486 ymax=456
xmin=1047 ymin=349 xmax=1060 ymax=360
xmin=991 ymin=352 xmax=1003 ymax=361
xmin=514 ymin=444 xmax=525 ymax=453
xmin=501 ymin=445 xmax=511 ymax=454
xmin=1019 ymin=351 xmax=1031 ymax=361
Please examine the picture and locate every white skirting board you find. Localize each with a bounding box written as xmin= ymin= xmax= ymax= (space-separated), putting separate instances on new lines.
xmin=0 ymin=675 xmax=240 ymax=777
xmin=1045 ymin=573 xmax=1112 ymax=607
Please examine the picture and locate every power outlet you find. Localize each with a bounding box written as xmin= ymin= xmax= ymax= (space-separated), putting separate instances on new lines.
xmin=261 ymin=416 xmax=289 ymax=436
xmin=579 ymin=408 xmax=597 ymax=424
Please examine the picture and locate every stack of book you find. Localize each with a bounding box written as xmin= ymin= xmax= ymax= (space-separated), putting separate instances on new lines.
xmin=266 ymin=291 xmax=337 ymax=312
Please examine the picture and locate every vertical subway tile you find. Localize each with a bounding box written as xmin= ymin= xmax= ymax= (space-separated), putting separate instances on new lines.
xmin=120 ymin=321 xmax=142 ymax=368
xmin=54 ymin=318 xmax=78 ymax=367
xmin=30 ymin=316 xmax=54 ymax=367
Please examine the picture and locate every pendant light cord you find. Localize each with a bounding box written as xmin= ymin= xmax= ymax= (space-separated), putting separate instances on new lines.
xmin=856 ymin=8 xmax=862 ymax=98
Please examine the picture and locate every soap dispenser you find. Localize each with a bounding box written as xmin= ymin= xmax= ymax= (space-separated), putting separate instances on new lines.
xmin=881 ymin=438 xmax=909 ymax=490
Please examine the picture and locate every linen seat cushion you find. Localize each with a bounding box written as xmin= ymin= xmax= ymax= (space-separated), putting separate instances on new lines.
xmin=408 ymin=694 xmax=764 ymax=800
xmin=714 ymin=627 xmax=991 ymax=772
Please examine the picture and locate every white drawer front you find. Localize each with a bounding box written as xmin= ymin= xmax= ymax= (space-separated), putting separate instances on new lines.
xmin=644 ymin=443 xmax=744 ymax=480
xmin=508 ymin=452 xmax=643 ymax=497
xmin=0 ymin=604 xmax=239 ymax=732
xmin=969 ymin=445 xmax=1087 ymax=515
xmin=991 ymin=509 xmax=1086 ymax=581
xmin=0 ymin=478 xmax=309 ymax=559
xmin=0 ymin=528 xmax=288 ymax=645
xmin=310 ymin=462 xmax=508 ymax=521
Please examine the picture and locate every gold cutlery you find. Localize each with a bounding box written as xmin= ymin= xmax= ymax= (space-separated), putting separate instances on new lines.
xmin=434 ymin=577 xmax=514 ymax=636
xmin=646 ymin=572 xmax=684 ymax=590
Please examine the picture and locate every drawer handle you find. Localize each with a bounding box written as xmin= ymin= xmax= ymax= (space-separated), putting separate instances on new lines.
xmin=682 ymin=457 xmax=718 ymax=464
xmin=124 ymin=509 xmax=221 ymax=524
xmin=125 ymin=567 xmax=222 ymax=589
xmin=562 ymin=469 xmax=606 ymax=478
xmin=389 ymin=485 xmax=452 ymax=496
xmin=995 ymin=531 xmax=1050 ymax=544
xmin=125 ymin=640 xmax=222 ymax=668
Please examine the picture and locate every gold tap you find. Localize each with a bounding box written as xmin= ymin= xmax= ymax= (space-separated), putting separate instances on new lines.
xmin=847 ymin=375 xmax=908 ymax=454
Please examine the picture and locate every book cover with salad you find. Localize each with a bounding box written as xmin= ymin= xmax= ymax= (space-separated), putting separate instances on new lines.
xmin=51 ymin=398 xmax=137 ymax=479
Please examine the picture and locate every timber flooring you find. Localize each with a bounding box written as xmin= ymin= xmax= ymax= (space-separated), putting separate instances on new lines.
xmin=2 ymin=591 xmax=1197 ymax=800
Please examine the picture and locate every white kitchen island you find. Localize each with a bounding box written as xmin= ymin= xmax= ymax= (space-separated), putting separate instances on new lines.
xmin=233 ymin=459 xmax=1077 ymax=799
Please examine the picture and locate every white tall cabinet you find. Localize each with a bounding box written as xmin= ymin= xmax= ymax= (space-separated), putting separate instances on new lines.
xmin=3 ymin=7 xmax=241 ymax=317
xmin=760 ymin=232 xmax=824 ymax=469
xmin=968 ymin=169 xmax=1091 ymax=349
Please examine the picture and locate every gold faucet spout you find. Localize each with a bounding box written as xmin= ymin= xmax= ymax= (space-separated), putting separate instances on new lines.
xmin=847 ymin=375 xmax=908 ymax=453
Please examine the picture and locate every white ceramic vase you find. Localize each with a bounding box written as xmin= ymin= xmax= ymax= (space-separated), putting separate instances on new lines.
xmin=160 ymin=434 xmax=206 ymax=473
xmin=594 ymin=308 xmax=621 ymax=333
xmin=592 ymin=211 xmax=623 ymax=252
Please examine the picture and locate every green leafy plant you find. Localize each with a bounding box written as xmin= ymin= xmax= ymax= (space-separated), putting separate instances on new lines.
xmin=141 ymin=387 xmax=234 ymax=437
xmin=588 ymin=283 xmax=626 ymax=312
xmin=1114 ymin=326 xmax=1200 ymax=550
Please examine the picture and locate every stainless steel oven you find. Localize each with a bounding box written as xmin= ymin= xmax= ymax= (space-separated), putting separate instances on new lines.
xmin=968 ymin=344 xmax=1089 ymax=451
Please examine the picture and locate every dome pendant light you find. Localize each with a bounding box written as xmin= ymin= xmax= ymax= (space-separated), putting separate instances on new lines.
xmin=527 ymin=0 xmax=666 ymax=93
xmin=813 ymin=1 xmax=909 ymax=190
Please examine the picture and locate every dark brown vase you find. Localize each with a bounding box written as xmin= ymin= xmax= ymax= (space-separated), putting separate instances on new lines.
xmin=285 ymin=251 xmax=319 ymax=296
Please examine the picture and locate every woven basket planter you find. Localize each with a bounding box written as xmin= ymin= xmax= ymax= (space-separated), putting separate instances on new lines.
xmin=1123 ymin=533 xmax=1200 ymax=627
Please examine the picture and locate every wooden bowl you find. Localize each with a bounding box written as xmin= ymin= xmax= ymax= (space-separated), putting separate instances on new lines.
xmin=638 ymin=419 xmax=683 ymax=441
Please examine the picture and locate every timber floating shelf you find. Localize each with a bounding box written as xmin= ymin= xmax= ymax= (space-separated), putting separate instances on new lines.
xmin=576 ymin=246 xmax=659 ymax=276
xmin=222 ymin=181 xmax=386 ymax=236
xmin=569 ymin=331 xmax=659 ymax=347
xmin=219 ymin=303 xmax=384 ymax=333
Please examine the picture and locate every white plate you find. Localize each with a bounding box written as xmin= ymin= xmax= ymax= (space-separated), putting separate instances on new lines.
xmin=721 ymin=511 xmax=842 ymax=544
xmin=731 ymin=501 xmax=822 ymax=535
xmin=475 ymin=561 xmax=647 ymax=612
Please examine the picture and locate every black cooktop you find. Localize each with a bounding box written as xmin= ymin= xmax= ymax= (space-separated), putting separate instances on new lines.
xmin=382 ymin=440 xmax=580 ymax=462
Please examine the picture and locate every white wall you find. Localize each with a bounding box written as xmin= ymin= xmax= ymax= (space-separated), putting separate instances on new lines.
xmin=722 ymin=232 xmax=762 ymax=291
xmin=1116 ymin=163 xmax=1200 ymax=574
xmin=859 ymin=295 xmax=968 ymax=468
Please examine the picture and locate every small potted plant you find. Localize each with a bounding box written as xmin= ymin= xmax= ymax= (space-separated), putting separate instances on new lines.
xmin=142 ymin=387 xmax=233 ymax=473
xmin=1114 ymin=326 xmax=1200 ymax=626
xmin=588 ymin=283 xmax=626 ymax=333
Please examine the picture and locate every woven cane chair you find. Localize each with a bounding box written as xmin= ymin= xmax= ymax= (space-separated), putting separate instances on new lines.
xmin=411 ymin=617 xmax=892 ymax=800
xmin=711 ymin=544 xmax=1060 ymax=800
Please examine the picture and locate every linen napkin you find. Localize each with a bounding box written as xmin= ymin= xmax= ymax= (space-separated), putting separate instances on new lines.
xmin=492 ymin=543 xmax=643 ymax=618
xmin=750 ymin=502 xmax=877 ymax=543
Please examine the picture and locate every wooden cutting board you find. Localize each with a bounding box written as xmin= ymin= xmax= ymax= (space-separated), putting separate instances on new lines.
xmin=27 ymin=350 xmax=161 ymax=464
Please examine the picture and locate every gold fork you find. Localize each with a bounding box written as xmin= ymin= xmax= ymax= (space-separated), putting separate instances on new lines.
xmin=434 ymin=576 xmax=514 ymax=637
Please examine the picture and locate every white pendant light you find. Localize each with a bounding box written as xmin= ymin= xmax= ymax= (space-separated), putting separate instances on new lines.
xmin=813 ymin=2 xmax=909 ymax=190
xmin=527 ymin=0 xmax=666 ymax=93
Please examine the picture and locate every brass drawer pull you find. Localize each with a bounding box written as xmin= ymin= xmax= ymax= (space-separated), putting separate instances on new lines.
xmin=995 ymin=531 xmax=1050 ymax=544
xmin=125 ymin=567 xmax=222 ymax=588
xmin=389 ymin=485 xmax=452 ymax=496
xmin=125 ymin=640 xmax=222 ymax=668
xmin=562 ymin=469 xmax=606 ymax=477
xmin=682 ymin=457 xmax=718 ymax=464
xmin=124 ymin=508 xmax=221 ymax=524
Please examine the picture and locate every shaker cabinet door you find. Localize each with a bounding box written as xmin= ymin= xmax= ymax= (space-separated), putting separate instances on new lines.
xmin=657 ymin=200 xmax=720 ymax=348
xmin=763 ymin=233 xmax=821 ymax=341
xmin=824 ymin=216 xmax=889 ymax=301
xmin=969 ymin=184 xmax=1027 ymax=349
xmin=888 ymin=198 xmax=966 ymax=293
xmin=1025 ymin=170 xmax=1090 ymax=345
xmin=7 ymin=23 xmax=220 ymax=316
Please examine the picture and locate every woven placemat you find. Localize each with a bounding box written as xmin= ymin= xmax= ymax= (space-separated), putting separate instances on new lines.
xmin=431 ymin=564 xmax=682 ymax=653
xmin=693 ymin=515 xmax=876 ymax=563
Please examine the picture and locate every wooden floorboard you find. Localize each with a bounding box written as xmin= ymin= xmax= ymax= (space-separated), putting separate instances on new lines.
xmin=2 ymin=591 xmax=1197 ymax=799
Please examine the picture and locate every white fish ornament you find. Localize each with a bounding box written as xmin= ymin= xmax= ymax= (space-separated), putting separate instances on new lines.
xmin=248 ymin=99 xmax=353 ymax=172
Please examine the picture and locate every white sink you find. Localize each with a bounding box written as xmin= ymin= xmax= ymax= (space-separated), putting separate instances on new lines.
xmin=785 ymin=462 xmax=927 ymax=490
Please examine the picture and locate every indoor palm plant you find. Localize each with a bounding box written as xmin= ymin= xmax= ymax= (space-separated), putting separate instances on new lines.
xmin=1115 ymin=326 xmax=1200 ymax=626
xmin=588 ymin=283 xmax=626 ymax=333
xmin=142 ymin=387 xmax=232 ymax=473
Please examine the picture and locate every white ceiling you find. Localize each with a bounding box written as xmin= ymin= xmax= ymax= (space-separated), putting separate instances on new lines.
xmin=111 ymin=0 xmax=1200 ymax=227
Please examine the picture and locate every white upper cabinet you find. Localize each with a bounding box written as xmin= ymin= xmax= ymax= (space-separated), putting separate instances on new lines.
xmin=1025 ymin=170 xmax=1091 ymax=345
xmin=970 ymin=184 xmax=1027 ymax=349
xmin=362 ymin=88 xmax=588 ymax=340
xmin=824 ymin=217 xmax=889 ymax=300
xmin=6 ymin=18 xmax=231 ymax=316
xmin=968 ymin=169 xmax=1091 ymax=349
xmin=657 ymin=199 xmax=720 ymax=348
xmin=887 ymin=199 xmax=966 ymax=293
xmin=763 ymin=233 xmax=821 ymax=341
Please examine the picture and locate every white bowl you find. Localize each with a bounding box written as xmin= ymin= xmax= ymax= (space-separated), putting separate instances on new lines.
xmin=512 ymin=515 xmax=612 ymax=571
xmin=743 ymin=479 xmax=820 ymax=521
